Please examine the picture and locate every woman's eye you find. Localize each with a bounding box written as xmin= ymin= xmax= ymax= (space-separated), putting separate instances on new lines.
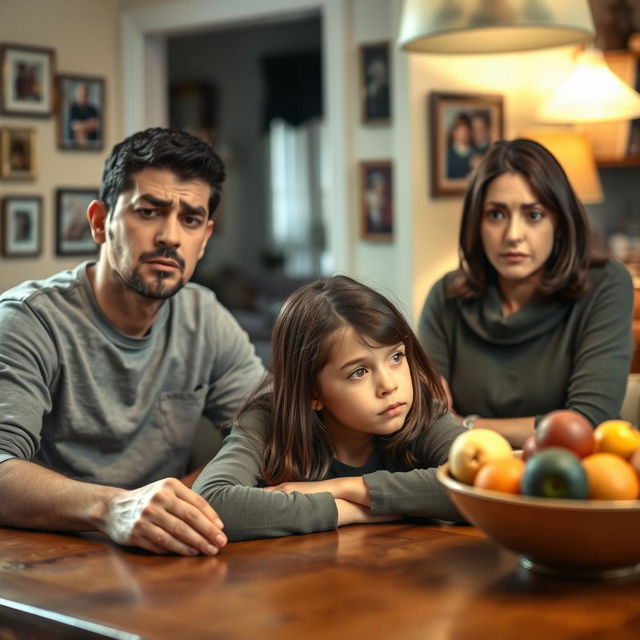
xmin=485 ymin=209 xmax=504 ymax=220
xmin=348 ymin=367 xmax=367 ymax=379
xmin=529 ymin=210 xmax=544 ymax=221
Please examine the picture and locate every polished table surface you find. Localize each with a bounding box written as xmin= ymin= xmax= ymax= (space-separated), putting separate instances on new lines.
xmin=0 ymin=522 xmax=639 ymax=640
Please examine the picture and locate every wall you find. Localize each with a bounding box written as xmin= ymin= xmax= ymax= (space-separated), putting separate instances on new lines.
xmin=0 ymin=0 xmax=122 ymax=292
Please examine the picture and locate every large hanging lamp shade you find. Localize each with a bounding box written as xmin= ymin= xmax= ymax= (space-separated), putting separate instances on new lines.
xmin=397 ymin=0 xmax=595 ymax=54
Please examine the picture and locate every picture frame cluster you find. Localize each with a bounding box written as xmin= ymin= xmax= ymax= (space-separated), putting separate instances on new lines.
xmin=358 ymin=41 xmax=393 ymax=242
xmin=0 ymin=42 xmax=103 ymax=258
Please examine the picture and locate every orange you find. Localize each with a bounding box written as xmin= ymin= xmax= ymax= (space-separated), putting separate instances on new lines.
xmin=593 ymin=420 xmax=640 ymax=460
xmin=582 ymin=453 xmax=640 ymax=500
xmin=473 ymin=457 xmax=525 ymax=494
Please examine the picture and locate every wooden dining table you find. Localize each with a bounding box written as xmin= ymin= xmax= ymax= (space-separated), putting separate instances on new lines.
xmin=0 ymin=521 xmax=638 ymax=640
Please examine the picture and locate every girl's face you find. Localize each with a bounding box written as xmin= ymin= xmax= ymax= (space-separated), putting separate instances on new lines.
xmin=480 ymin=171 xmax=556 ymax=286
xmin=313 ymin=325 xmax=414 ymax=440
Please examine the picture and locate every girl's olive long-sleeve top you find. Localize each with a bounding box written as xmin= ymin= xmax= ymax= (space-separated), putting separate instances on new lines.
xmin=193 ymin=407 xmax=466 ymax=541
xmin=418 ymin=260 xmax=634 ymax=426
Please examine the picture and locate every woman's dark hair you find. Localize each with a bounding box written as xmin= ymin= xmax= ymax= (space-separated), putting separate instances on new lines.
xmin=254 ymin=275 xmax=446 ymax=484
xmin=450 ymin=138 xmax=593 ymax=299
xmin=99 ymin=127 xmax=225 ymax=218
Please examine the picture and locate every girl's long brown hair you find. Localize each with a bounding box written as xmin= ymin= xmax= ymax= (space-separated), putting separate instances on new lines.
xmin=449 ymin=138 xmax=597 ymax=300
xmin=250 ymin=275 xmax=446 ymax=484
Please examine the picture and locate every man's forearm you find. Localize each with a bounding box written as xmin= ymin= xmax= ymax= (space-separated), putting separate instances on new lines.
xmin=0 ymin=458 xmax=121 ymax=532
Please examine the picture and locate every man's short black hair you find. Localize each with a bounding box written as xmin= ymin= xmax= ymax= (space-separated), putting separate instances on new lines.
xmin=99 ymin=128 xmax=225 ymax=218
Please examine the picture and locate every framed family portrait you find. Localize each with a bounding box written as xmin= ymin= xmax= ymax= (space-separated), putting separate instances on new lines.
xmin=429 ymin=92 xmax=504 ymax=197
xmin=0 ymin=128 xmax=37 ymax=179
xmin=55 ymin=188 xmax=98 ymax=256
xmin=360 ymin=160 xmax=393 ymax=241
xmin=56 ymin=74 xmax=105 ymax=150
xmin=1 ymin=196 xmax=42 ymax=257
xmin=359 ymin=42 xmax=391 ymax=124
xmin=0 ymin=43 xmax=54 ymax=117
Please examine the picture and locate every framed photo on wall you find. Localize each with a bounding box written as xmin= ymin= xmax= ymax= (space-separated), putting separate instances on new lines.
xmin=429 ymin=92 xmax=504 ymax=197
xmin=55 ymin=188 xmax=98 ymax=256
xmin=1 ymin=196 xmax=42 ymax=257
xmin=360 ymin=160 xmax=393 ymax=241
xmin=359 ymin=42 xmax=391 ymax=124
xmin=56 ymin=74 xmax=105 ymax=150
xmin=0 ymin=128 xmax=37 ymax=179
xmin=0 ymin=43 xmax=54 ymax=117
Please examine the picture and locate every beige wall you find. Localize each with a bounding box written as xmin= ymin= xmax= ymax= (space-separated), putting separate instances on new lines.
xmin=0 ymin=0 xmax=122 ymax=291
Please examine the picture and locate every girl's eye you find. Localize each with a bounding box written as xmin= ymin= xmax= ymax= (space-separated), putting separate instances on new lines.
xmin=348 ymin=367 xmax=367 ymax=379
xmin=390 ymin=351 xmax=405 ymax=364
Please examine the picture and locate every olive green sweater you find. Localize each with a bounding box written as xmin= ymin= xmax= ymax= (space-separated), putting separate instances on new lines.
xmin=193 ymin=407 xmax=466 ymax=541
xmin=418 ymin=260 xmax=633 ymax=426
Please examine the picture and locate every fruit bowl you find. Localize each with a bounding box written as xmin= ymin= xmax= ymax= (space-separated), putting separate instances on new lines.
xmin=437 ymin=462 xmax=640 ymax=578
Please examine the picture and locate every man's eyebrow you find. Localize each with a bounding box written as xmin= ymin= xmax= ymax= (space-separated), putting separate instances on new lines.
xmin=134 ymin=193 xmax=207 ymax=217
xmin=134 ymin=193 xmax=172 ymax=208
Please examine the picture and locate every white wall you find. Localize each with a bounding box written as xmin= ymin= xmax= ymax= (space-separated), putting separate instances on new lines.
xmin=0 ymin=0 xmax=122 ymax=292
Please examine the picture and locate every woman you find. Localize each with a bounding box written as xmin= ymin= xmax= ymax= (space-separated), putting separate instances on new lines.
xmin=418 ymin=138 xmax=634 ymax=447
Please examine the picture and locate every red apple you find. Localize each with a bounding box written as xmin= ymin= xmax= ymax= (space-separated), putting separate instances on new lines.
xmin=535 ymin=410 xmax=594 ymax=458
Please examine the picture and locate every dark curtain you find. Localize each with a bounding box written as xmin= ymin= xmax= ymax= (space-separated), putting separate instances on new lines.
xmin=262 ymin=52 xmax=322 ymax=130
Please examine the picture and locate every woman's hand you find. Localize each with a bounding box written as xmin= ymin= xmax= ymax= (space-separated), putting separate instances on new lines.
xmin=264 ymin=477 xmax=371 ymax=507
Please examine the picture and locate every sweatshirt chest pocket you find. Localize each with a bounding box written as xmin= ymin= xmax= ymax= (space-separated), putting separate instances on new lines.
xmin=159 ymin=386 xmax=208 ymax=450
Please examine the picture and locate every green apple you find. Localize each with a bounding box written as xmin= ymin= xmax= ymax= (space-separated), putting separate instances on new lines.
xmin=520 ymin=447 xmax=588 ymax=499
xmin=449 ymin=428 xmax=513 ymax=485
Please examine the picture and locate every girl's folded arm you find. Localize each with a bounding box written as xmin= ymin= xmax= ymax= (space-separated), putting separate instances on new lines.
xmin=192 ymin=423 xmax=338 ymax=541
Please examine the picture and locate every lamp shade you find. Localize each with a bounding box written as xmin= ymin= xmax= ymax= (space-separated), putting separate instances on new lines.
xmin=397 ymin=0 xmax=595 ymax=54
xmin=521 ymin=129 xmax=603 ymax=204
xmin=537 ymin=48 xmax=640 ymax=123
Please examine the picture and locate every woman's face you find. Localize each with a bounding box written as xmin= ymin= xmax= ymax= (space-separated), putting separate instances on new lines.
xmin=480 ymin=172 xmax=556 ymax=286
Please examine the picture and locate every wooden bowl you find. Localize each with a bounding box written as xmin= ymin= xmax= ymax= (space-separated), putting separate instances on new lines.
xmin=437 ymin=462 xmax=640 ymax=578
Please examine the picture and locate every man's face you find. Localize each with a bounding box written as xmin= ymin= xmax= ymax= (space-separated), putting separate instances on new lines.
xmin=102 ymin=167 xmax=213 ymax=299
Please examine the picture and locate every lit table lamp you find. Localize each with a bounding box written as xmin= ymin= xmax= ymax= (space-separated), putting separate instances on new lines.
xmin=520 ymin=129 xmax=604 ymax=204
xmin=537 ymin=48 xmax=640 ymax=123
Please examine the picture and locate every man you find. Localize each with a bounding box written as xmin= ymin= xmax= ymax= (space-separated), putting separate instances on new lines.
xmin=68 ymin=82 xmax=100 ymax=146
xmin=0 ymin=128 xmax=265 ymax=556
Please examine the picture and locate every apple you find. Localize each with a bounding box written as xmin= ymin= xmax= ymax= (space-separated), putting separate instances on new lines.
xmin=448 ymin=428 xmax=512 ymax=485
xmin=521 ymin=434 xmax=537 ymax=461
xmin=535 ymin=410 xmax=594 ymax=458
xmin=520 ymin=447 xmax=589 ymax=499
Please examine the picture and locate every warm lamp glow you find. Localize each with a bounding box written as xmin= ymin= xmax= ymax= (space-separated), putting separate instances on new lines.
xmin=521 ymin=129 xmax=604 ymax=204
xmin=397 ymin=0 xmax=595 ymax=54
xmin=537 ymin=48 xmax=640 ymax=123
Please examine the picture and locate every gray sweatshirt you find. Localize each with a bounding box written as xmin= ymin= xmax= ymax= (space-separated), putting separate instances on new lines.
xmin=0 ymin=262 xmax=265 ymax=488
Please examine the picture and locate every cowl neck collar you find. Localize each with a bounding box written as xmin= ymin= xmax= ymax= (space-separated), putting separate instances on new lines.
xmin=458 ymin=276 xmax=570 ymax=345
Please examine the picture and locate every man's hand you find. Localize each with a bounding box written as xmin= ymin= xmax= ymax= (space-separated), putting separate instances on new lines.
xmin=102 ymin=478 xmax=227 ymax=556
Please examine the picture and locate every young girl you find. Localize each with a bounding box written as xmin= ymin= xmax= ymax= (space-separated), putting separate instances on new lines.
xmin=193 ymin=276 xmax=466 ymax=541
